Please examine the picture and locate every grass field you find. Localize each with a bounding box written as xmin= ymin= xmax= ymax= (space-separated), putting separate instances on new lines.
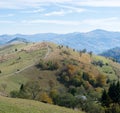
xmin=0 ymin=96 xmax=84 ymax=113
xmin=0 ymin=43 xmax=48 ymax=93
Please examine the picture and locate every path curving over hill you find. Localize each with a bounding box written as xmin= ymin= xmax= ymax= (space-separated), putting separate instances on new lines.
xmin=0 ymin=43 xmax=51 ymax=79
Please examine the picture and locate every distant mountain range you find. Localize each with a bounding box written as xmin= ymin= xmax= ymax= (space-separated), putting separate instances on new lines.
xmin=100 ymin=47 xmax=120 ymax=63
xmin=7 ymin=37 xmax=29 ymax=44
xmin=0 ymin=29 xmax=120 ymax=54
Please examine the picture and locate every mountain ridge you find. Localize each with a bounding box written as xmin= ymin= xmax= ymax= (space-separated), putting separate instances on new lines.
xmin=1 ymin=29 xmax=120 ymax=53
xmin=100 ymin=47 xmax=120 ymax=63
xmin=7 ymin=37 xmax=29 ymax=44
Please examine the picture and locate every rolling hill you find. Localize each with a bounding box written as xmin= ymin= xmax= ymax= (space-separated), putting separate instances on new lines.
xmin=1 ymin=29 xmax=120 ymax=53
xmin=0 ymin=42 xmax=120 ymax=92
xmin=100 ymin=47 xmax=120 ymax=63
xmin=0 ymin=42 xmax=120 ymax=113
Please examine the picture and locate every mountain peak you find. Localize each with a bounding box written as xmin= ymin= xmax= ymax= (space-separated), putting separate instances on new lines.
xmin=89 ymin=29 xmax=109 ymax=34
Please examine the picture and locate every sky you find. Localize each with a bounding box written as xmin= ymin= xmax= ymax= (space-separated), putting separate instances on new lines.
xmin=0 ymin=0 xmax=120 ymax=34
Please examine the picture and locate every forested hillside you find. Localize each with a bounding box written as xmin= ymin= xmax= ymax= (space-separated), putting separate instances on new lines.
xmin=0 ymin=42 xmax=120 ymax=113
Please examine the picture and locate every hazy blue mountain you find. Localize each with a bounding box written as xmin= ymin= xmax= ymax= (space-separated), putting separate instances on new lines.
xmin=0 ymin=35 xmax=13 ymax=45
xmin=0 ymin=29 xmax=120 ymax=54
xmin=100 ymin=47 xmax=120 ymax=63
xmin=7 ymin=37 xmax=29 ymax=44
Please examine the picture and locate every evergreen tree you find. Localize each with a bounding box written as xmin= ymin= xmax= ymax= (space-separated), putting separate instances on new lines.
xmin=116 ymin=81 xmax=120 ymax=105
xmin=108 ymin=81 xmax=120 ymax=104
xmin=20 ymin=84 xmax=24 ymax=92
xmin=101 ymin=89 xmax=111 ymax=107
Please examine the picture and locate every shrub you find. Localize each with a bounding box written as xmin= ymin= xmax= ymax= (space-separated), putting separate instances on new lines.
xmin=37 ymin=60 xmax=59 ymax=70
xmin=62 ymin=50 xmax=70 ymax=55
xmin=92 ymin=60 xmax=104 ymax=67
xmin=40 ymin=92 xmax=53 ymax=104
xmin=15 ymin=48 xmax=18 ymax=51
xmin=68 ymin=86 xmax=77 ymax=96
xmin=69 ymin=77 xmax=81 ymax=87
xmin=82 ymin=49 xmax=87 ymax=53
xmin=10 ymin=90 xmax=19 ymax=98
xmin=53 ymin=93 xmax=76 ymax=108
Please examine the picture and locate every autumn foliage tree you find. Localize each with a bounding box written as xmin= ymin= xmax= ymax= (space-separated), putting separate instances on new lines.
xmin=40 ymin=92 xmax=53 ymax=104
xmin=96 ymin=74 xmax=106 ymax=87
xmin=67 ymin=65 xmax=77 ymax=78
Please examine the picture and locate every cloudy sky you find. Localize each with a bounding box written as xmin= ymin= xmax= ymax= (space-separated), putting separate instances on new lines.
xmin=0 ymin=0 xmax=120 ymax=34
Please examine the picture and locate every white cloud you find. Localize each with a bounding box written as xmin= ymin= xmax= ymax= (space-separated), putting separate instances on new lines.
xmin=0 ymin=14 xmax=14 ymax=17
xmin=73 ymin=0 xmax=120 ymax=7
xmin=1 ymin=17 xmax=120 ymax=34
xmin=56 ymin=4 xmax=85 ymax=13
xmin=44 ymin=4 xmax=85 ymax=16
xmin=21 ymin=19 xmax=81 ymax=25
xmin=79 ymin=17 xmax=120 ymax=32
xmin=1 ymin=0 xmax=120 ymax=9
xmin=82 ymin=17 xmax=119 ymax=26
xmin=44 ymin=10 xmax=71 ymax=16
xmin=0 ymin=20 xmax=14 ymax=24
xmin=32 ymin=9 xmax=45 ymax=13
xmin=21 ymin=8 xmax=45 ymax=13
xmin=21 ymin=17 xmax=120 ymax=27
xmin=0 ymin=0 xmax=72 ymax=9
xmin=0 ymin=1 xmax=18 ymax=9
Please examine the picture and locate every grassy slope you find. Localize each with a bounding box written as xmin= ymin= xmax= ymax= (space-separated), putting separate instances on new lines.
xmin=92 ymin=55 xmax=119 ymax=80
xmin=0 ymin=96 xmax=84 ymax=113
xmin=0 ymin=42 xmax=120 ymax=94
xmin=0 ymin=42 xmax=48 ymax=92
